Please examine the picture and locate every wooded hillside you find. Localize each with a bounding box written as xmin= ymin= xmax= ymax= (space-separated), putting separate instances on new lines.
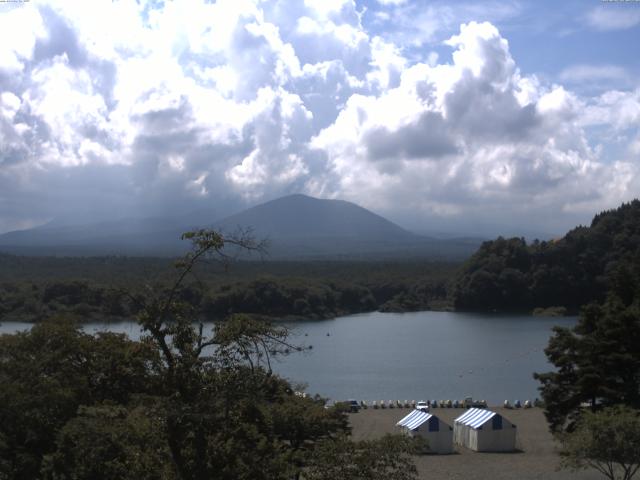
xmin=452 ymin=200 xmax=640 ymax=312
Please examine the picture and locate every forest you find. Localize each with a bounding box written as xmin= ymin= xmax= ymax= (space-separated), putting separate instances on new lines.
xmin=0 ymin=230 xmax=423 ymax=479
xmin=451 ymin=200 xmax=640 ymax=313
xmin=0 ymin=257 xmax=454 ymax=323
xmin=1 ymin=203 xmax=640 ymax=479
xmin=1 ymin=200 xmax=640 ymax=325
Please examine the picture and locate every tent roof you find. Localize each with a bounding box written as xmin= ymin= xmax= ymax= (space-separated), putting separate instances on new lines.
xmin=397 ymin=409 xmax=433 ymax=430
xmin=454 ymin=408 xmax=497 ymax=429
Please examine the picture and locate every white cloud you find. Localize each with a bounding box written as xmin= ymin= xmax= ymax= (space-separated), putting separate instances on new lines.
xmin=0 ymin=2 xmax=639 ymax=236
xmin=559 ymin=64 xmax=631 ymax=84
xmin=304 ymin=0 xmax=354 ymax=19
xmin=0 ymin=6 xmax=45 ymax=73
xmin=0 ymin=92 xmax=21 ymax=118
xmin=310 ymin=21 xmax=639 ymax=231
xmin=581 ymin=89 xmax=640 ymax=130
xmin=25 ymin=53 xmax=113 ymax=166
xmin=558 ymin=64 xmax=637 ymax=95
xmin=585 ymin=6 xmax=640 ymax=31
xmin=366 ymin=36 xmax=406 ymax=89
xmin=366 ymin=1 xmax=523 ymax=54
xmin=376 ymin=0 xmax=408 ymax=5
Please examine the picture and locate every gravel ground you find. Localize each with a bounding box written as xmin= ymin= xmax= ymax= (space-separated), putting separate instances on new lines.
xmin=348 ymin=407 xmax=602 ymax=480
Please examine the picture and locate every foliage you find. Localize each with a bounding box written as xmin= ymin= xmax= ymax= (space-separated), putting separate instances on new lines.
xmin=0 ymin=229 xmax=421 ymax=479
xmin=452 ymin=200 xmax=640 ymax=312
xmin=534 ymin=253 xmax=640 ymax=432
xmin=203 ymin=277 xmax=377 ymax=320
xmin=378 ymin=278 xmax=449 ymax=312
xmin=0 ymin=257 xmax=455 ymax=323
xmin=559 ymin=406 xmax=640 ymax=480
xmin=305 ymin=434 xmax=421 ymax=480
xmin=41 ymin=403 xmax=172 ymax=480
xmin=0 ymin=320 xmax=159 ymax=480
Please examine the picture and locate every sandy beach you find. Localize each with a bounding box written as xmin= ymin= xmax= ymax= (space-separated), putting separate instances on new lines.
xmin=349 ymin=407 xmax=602 ymax=480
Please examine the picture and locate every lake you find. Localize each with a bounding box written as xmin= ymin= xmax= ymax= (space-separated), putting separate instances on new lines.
xmin=0 ymin=311 xmax=576 ymax=404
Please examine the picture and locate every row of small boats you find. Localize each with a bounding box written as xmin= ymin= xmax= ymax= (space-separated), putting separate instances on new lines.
xmin=504 ymin=399 xmax=542 ymax=409
xmin=360 ymin=399 xmax=488 ymax=409
xmin=353 ymin=398 xmax=543 ymax=409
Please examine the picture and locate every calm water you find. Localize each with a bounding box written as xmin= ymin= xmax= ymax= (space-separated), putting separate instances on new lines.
xmin=0 ymin=311 xmax=576 ymax=404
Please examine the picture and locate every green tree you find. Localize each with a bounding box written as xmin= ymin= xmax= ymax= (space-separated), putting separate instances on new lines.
xmin=41 ymin=404 xmax=172 ymax=480
xmin=559 ymin=406 xmax=640 ymax=480
xmin=534 ymin=259 xmax=640 ymax=432
xmin=0 ymin=320 xmax=158 ymax=480
xmin=109 ymin=230 xmax=359 ymax=480
xmin=1 ymin=229 xmax=422 ymax=480
xmin=452 ymin=200 xmax=640 ymax=312
xmin=305 ymin=434 xmax=421 ymax=480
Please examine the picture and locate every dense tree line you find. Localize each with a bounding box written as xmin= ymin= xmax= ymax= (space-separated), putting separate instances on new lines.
xmin=532 ymin=240 xmax=640 ymax=480
xmin=3 ymin=200 xmax=640 ymax=321
xmin=452 ymin=200 xmax=640 ymax=312
xmin=534 ymin=251 xmax=640 ymax=432
xmin=0 ymin=259 xmax=454 ymax=323
xmin=203 ymin=277 xmax=376 ymax=319
xmin=0 ymin=230 xmax=420 ymax=479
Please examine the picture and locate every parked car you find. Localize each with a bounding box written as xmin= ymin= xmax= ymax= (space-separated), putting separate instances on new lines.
xmin=416 ymin=401 xmax=429 ymax=412
xmin=348 ymin=399 xmax=360 ymax=412
xmin=463 ymin=397 xmax=487 ymax=408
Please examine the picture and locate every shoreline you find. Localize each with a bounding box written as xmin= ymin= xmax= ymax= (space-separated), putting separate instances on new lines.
xmin=0 ymin=303 xmax=577 ymax=325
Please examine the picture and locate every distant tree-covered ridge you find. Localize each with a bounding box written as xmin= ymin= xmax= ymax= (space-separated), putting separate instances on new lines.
xmin=451 ymin=200 xmax=640 ymax=313
xmin=4 ymin=199 xmax=638 ymax=322
xmin=0 ymin=258 xmax=454 ymax=323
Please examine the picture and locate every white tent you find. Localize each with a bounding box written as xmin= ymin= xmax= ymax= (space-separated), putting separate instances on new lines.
xmin=396 ymin=409 xmax=453 ymax=454
xmin=453 ymin=408 xmax=516 ymax=452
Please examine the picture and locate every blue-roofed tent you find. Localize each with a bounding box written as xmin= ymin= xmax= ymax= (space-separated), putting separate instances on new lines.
xmin=453 ymin=408 xmax=516 ymax=452
xmin=396 ymin=409 xmax=453 ymax=454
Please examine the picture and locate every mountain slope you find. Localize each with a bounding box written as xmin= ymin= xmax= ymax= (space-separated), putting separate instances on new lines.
xmin=215 ymin=194 xmax=416 ymax=240
xmin=0 ymin=194 xmax=481 ymax=259
xmin=0 ymin=216 xmax=200 ymax=256
xmin=213 ymin=194 xmax=480 ymax=260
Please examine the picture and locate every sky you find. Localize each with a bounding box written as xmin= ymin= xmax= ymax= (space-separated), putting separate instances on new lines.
xmin=0 ymin=0 xmax=639 ymax=237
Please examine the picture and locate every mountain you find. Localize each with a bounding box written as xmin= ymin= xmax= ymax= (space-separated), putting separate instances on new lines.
xmin=215 ymin=194 xmax=415 ymax=240
xmin=0 ymin=215 xmax=202 ymax=256
xmin=212 ymin=194 xmax=479 ymax=259
xmin=0 ymin=194 xmax=481 ymax=259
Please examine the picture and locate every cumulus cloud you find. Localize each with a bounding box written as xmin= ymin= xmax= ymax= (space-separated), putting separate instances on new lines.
xmin=310 ymin=21 xmax=640 ymax=231
xmin=0 ymin=1 xmax=639 ymax=236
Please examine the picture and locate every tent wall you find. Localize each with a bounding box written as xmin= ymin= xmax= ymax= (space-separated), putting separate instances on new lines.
xmin=453 ymin=424 xmax=472 ymax=448
xmin=409 ymin=426 xmax=454 ymax=454
xmin=428 ymin=429 xmax=454 ymax=454
xmin=398 ymin=412 xmax=453 ymax=454
xmin=475 ymin=420 xmax=516 ymax=452
xmin=453 ymin=411 xmax=517 ymax=452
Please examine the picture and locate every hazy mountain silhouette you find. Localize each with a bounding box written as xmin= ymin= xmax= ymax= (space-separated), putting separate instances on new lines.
xmin=0 ymin=216 xmax=201 ymax=256
xmin=0 ymin=194 xmax=481 ymax=259
xmin=215 ymin=194 xmax=416 ymax=240
xmin=212 ymin=194 xmax=480 ymax=259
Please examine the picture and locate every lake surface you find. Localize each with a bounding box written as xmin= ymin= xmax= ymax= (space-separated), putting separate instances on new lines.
xmin=0 ymin=311 xmax=576 ymax=404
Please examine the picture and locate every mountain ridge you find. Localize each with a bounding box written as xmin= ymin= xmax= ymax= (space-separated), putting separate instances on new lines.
xmin=214 ymin=194 xmax=419 ymax=240
xmin=0 ymin=194 xmax=480 ymax=259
